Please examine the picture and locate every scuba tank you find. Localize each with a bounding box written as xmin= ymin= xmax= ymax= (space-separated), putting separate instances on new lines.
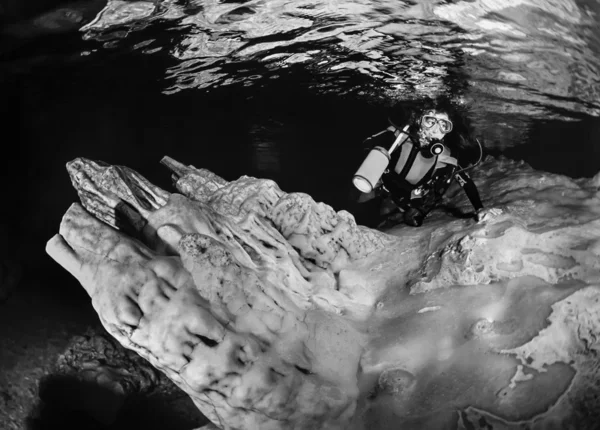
xmin=352 ymin=146 xmax=390 ymax=193
xmin=353 ymin=125 xmax=410 ymax=193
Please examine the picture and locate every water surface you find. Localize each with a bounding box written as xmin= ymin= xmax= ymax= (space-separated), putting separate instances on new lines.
xmin=2 ymin=0 xmax=600 ymax=270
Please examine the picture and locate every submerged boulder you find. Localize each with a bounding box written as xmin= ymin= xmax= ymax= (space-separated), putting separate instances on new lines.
xmin=46 ymin=155 xmax=600 ymax=429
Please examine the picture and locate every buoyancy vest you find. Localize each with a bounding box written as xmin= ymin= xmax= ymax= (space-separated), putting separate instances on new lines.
xmin=390 ymin=128 xmax=458 ymax=187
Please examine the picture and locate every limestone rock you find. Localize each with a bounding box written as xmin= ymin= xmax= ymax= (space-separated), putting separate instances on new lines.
xmin=31 ymin=326 xmax=207 ymax=427
xmin=161 ymin=156 xmax=388 ymax=272
xmin=47 ymin=157 xmax=386 ymax=429
xmin=55 ymin=328 xmax=161 ymax=397
xmin=46 ymin=155 xmax=600 ymax=430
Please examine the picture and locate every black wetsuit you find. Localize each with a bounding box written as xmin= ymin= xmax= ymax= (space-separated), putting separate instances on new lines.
xmin=364 ymin=126 xmax=483 ymax=226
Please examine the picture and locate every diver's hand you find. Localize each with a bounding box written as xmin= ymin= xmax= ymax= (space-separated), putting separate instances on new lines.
xmin=476 ymin=207 xmax=503 ymax=223
xmin=404 ymin=207 xmax=425 ymax=227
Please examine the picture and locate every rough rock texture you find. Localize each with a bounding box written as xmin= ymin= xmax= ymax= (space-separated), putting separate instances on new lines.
xmin=25 ymin=326 xmax=208 ymax=428
xmin=47 ymin=155 xmax=600 ymax=430
xmin=47 ymin=157 xmax=396 ymax=429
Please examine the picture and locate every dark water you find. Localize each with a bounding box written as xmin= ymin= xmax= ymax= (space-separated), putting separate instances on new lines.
xmin=2 ymin=0 xmax=600 ymax=281
xmin=0 ymin=3 xmax=599 ymax=427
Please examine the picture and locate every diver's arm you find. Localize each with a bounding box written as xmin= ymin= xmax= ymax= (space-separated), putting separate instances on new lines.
xmin=454 ymin=170 xmax=484 ymax=212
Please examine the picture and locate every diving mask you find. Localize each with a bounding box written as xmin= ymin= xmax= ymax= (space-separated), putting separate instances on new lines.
xmin=421 ymin=115 xmax=453 ymax=133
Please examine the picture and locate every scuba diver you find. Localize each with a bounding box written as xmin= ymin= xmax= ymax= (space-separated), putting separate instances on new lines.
xmin=353 ymin=98 xmax=485 ymax=227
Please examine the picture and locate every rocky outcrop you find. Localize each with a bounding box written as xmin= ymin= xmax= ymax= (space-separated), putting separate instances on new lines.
xmin=47 ymin=155 xmax=600 ymax=430
xmin=47 ymin=157 xmax=395 ymax=429
xmin=27 ymin=327 xmax=208 ymax=428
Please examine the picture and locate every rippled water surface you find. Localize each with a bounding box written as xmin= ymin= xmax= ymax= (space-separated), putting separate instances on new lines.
xmin=2 ymin=0 xmax=600 ymax=242
xmin=81 ymin=0 xmax=600 ymax=131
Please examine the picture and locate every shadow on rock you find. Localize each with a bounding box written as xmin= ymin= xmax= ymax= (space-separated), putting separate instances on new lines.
xmin=26 ymin=373 xmax=209 ymax=430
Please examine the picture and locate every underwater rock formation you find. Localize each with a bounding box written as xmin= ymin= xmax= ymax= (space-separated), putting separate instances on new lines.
xmin=47 ymin=155 xmax=600 ymax=429
xmin=26 ymin=327 xmax=208 ymax=428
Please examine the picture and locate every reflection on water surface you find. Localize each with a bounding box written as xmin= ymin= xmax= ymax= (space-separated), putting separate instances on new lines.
xmin=1 ymin=0 xmax=600 ymax=246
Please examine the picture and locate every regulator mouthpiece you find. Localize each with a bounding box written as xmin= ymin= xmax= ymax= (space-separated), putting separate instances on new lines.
xmin=431 ymin=142 xmax=444 ymax=155
xmin=420 ymin=141 xmax=444 ymax=158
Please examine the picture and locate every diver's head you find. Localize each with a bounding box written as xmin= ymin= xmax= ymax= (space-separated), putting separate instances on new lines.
xmin=416 ymin=109 xmax=453 ymax=148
